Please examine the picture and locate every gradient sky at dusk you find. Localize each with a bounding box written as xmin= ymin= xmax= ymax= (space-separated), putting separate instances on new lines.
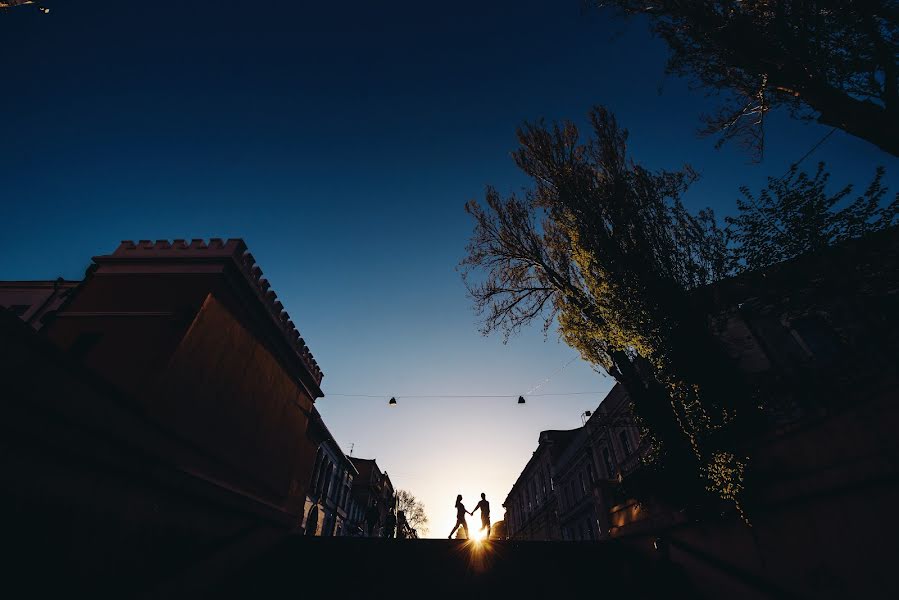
xmin=2 ymin=1 xmax=897 ymax=536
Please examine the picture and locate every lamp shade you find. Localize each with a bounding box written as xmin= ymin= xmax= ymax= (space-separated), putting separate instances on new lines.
xmin=388 ymin=397 xmax=397 ymax=406
xmin=518 ymin=396 xmax=526 ymax=404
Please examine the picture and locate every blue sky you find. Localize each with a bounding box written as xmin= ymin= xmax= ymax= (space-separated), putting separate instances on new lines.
xmin=2 ymin=0 xmax=896 ymax=536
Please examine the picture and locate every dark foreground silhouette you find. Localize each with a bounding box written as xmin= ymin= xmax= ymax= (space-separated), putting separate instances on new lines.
xmin=212 ymin=535 xmax=694 ymax=600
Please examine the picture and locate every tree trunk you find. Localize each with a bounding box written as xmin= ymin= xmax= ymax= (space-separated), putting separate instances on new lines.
xmin=803 ymin=83 xmax=899 ymax=157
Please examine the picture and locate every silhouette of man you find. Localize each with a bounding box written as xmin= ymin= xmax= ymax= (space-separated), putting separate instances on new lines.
xmin=472 ymin=492 xmax=491 ymax=539
xmin=448 ymin=494 xmax=469 ymax=539
xmin=365 ymin=500 xmax=380 ymax=537
xmin=384 ymin=509 xmax=397 ymax=539
xmin=396 ymin=510 xmax=408 ymax=539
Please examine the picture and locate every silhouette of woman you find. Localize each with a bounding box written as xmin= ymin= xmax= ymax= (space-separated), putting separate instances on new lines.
xmin=448 ymin=494 xmax=470 ymax=539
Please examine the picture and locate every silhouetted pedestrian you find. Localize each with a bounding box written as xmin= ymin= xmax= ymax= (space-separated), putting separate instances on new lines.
xmin=448 ymin=494 xmax=470 ymax=539
xmin=396 ymin=510 xmax=409 ymax=539
xmin=384 ymin=509 xmax=397 ymax=539
xmin=472 ymin=492 xmax=491 ymax=539
xmin=366 ymin=500 xmax=380 ymax=537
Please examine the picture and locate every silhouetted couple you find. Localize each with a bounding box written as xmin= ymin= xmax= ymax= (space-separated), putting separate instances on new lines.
xmin=448 ymin=493 xmax=490 ymax=540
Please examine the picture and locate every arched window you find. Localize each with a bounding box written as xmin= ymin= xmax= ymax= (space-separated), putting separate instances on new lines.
xmin=310 ymin=448 xmax=324 ymax=497
xmin=602 ymin=447 xmax=614 ymax=477
xmin=305 ymin=505 xmax=319 ymax=536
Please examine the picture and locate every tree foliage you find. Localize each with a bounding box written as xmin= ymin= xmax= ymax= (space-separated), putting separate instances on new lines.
xmin=394 ymin=489 xmax=429 ymax=536
xmin=462 ymin=105 xmax=755 ymax=514
xmin=727 ymin=163 xmax=899 ymax=271
xmin=595 ymin=1 xmax=899 ymax=158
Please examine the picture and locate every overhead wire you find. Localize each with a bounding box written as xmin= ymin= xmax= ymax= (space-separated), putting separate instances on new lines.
xmin=326 ymin=355 xmax=597 ymax=401
xmin=325 ymin=391 xmax=604 ymax=399
xmin=741 ymin=127 xmax=838 ymax=237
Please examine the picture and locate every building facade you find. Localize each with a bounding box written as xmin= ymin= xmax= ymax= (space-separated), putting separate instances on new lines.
xmin=3 ymin=239 xmax=327 ymax=523
xmin=349 ymin=457 xmax=395 ymax=537
xmin=0 ymin=278 xmax=79 ymax=331
xmin=502 ymin=385 xmax=645 ymax=542
xmin=1 ymin=238 xmax=346 ymax=590
xmin=503 ymin=429 xmax=579 ymax=541
xmin=302 ymin=407 xmax=359 ymax=537
xmin=505 ymin=228 xmax=899 ymax=544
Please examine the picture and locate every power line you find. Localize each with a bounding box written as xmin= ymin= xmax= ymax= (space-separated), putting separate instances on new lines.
xmin=745 ymin=127 xmax=838 ymax=237
xmin=525 ymin=356 xmax=579 ymax=395
xmin=326 ymin=392 xmax=603 ymax=398
xmin=327 ymin=355 xmax=593 ymax=400
xmin=777 ymin=127 xmax=837 ymax=182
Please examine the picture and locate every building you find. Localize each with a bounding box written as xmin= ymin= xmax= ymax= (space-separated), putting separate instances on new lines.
xmin=303 ymin=407 xmax=359 ymax=537
xmin=503 ymin=429 xmax=579 ymax=541
xmin=2 ymin=238 xmax=332 ymax=589
xmin=349 ymin=457 xmax=395 ymax=536
xmin=0 ymin=278 xmax=79 ymax=330
xmin=504 ymin=227 xmax=899 ymax=549
xmin=554 ymin=426 xmax=599 ymax=541
xmin=502 ymin=384 xmax=644 ymax=542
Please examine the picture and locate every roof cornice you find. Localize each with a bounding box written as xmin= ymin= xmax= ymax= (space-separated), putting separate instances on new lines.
xmin=94 ymin=239 xmax=324 ymax=391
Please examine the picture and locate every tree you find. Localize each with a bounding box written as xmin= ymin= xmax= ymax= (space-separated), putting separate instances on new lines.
xmin=462 ymin=105 xmax=757 ymax=516
xmin=0 ymin=1 xmax=49 ymax=13
xmin=727 ymin=163 xmax=899 ymax=271
xmin=595 ymin=1 xmax=899 ymax=158
xmin=394 ymin=489 xmax=429 ymax=536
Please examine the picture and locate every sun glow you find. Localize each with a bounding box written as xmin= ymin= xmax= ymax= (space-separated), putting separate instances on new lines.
xmin=469 ymin=526 xmax=488 ymax=542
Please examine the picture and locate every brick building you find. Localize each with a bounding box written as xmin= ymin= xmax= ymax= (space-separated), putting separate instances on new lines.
xmin=1 ymin=238 xmax=340 ymax=590
xmin=0 ymin=278 xmax=79 ymax=330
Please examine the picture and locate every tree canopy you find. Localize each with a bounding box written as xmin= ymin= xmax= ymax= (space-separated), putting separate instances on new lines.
xmin=596 ymin=1 xmax=899 ymax=158
xmin=462 ymin=106 xmax=753 ymax=514
xmin=727 ymin=163 xmax=899 ymax=271
xmin=463 ymin=102 xmax=898 ymax=516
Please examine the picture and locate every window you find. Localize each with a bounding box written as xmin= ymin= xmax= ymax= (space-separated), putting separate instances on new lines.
xmin=619 ymin=430 xmax=632 ymax=456
xmin=579 ymin=472 xmax=586 ymax=496
xmin=310 ymin=449 xmax=324 ymax=495
xmin=602 ymin=447 xmax=614 ymax=478
xmin=791 ymin=316 xmax=842 ymax=364
xmin=321 ymin=463 xmax=334 ymax=499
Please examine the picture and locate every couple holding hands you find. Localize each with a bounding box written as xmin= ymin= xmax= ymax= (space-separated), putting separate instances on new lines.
xmin=449 ymin=493 xmax=490 ymax=539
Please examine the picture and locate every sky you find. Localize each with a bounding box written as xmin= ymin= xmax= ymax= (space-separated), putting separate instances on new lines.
xmin=2 ymin=1 xmax=897 ymax=537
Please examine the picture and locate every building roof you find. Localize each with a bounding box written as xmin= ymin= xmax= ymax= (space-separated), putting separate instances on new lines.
xmin=0 ymin=279 xmax=80 ymax=330
xmin=308 ymin=406 xmax=357 ymax=474
xmin=504 ymin=428 xmax=581 ymax=505
xmin=349 ymin=457 xmax=378 ymax=482
xmin=94 ymin=239 xmax=323 ymax=387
